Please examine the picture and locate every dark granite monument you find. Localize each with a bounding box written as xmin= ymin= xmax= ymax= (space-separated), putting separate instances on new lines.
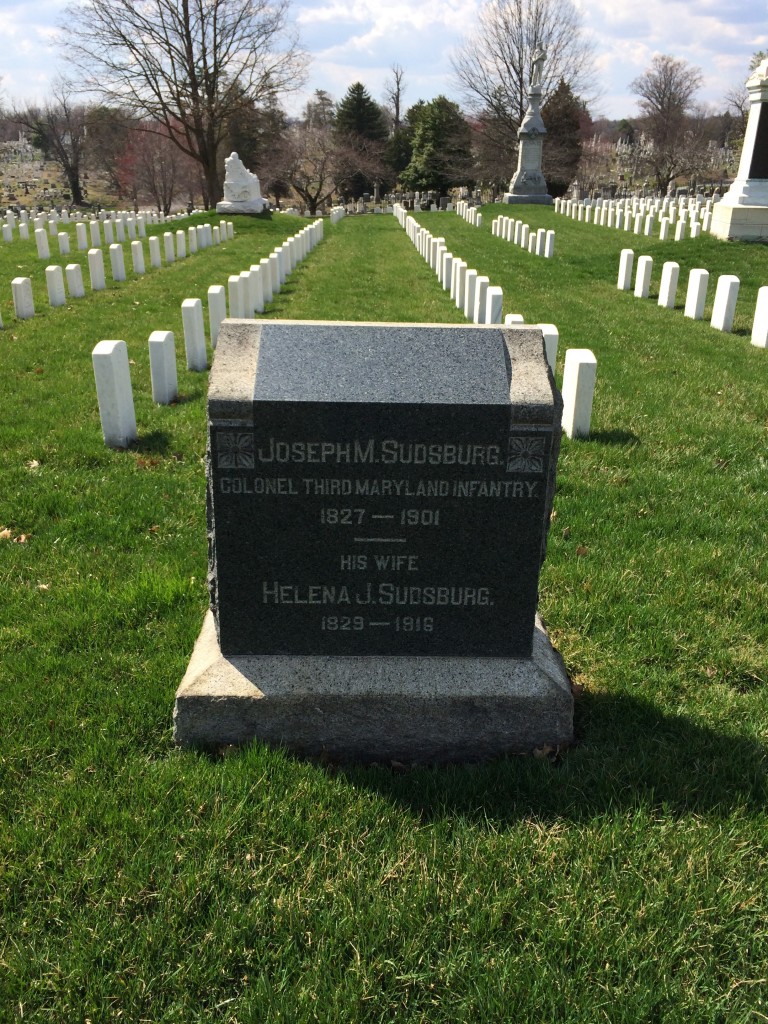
xmin=174 ymin=320 xmax=573 ymax=761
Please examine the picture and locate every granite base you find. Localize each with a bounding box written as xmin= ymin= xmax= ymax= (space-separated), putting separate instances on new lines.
xmin=502 ymin=194 xmax=553 ymax=205
xmin=709 ymin=202 xmax=768 ymax=241
xmin=173 ymin=610 xmax=574 ymax=762
xmin=215 ymin=200 xmax=265 ymax=215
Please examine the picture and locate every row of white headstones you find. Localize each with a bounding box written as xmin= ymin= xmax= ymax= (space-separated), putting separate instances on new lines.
xmin=6 ymin=220 xmax=235 ymax=325
xmin=92 ymin=220 xmax=325 ymax=448
xmin=618 ymin=247 xmax=768 ymax=347
xmin=555 ymin=194 xmax=718 ymax=241
xmin=393 ymin=202 xmax=596 ymax=438
xmin=2 ymin=206 xmax=194 ymax=250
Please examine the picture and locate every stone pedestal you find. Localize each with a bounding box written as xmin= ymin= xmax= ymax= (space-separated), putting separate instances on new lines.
xmin=710 ymin=59 xmax=768 ymax=241
xmin=175 ymin=610 xmax=573 ymax=761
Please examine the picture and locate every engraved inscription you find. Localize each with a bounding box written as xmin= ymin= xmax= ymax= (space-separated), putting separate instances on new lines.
xmin=211 ymin=409 xmax=552 ymax=656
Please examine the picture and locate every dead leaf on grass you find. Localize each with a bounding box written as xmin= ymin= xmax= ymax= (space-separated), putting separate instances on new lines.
xmin=0 ymin=527 xmax=12 ymax=540
xmin=37 ymin=583 xmax=50 ymax=591
xmin=533 ymin=745 xmax=555 ymax=759
xmin=26 ymin=459 xmax=40 ymax=471
xmin=14 ymin=533 xmax=30 ymax=543
xmin=575 ymin=545 xmax=589 ymax=557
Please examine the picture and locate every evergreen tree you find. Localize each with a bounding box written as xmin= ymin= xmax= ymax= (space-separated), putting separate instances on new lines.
xmin=541 ymin=79 xmax=585 ymax=197
xmin=400 ymin=96 xmax=472 ymax=194
xmin=333 ymin=82 xmax=388 ymax=198
xmin=334 ymin=83 xmax=388 ymax=141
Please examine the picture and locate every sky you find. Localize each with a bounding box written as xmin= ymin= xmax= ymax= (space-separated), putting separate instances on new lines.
xmin=0 ymin=0 xmax=765 ymax=122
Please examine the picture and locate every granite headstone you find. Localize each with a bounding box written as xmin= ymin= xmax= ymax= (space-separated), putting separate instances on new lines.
xmin=175 ymin=320 xmax=573 ymax=761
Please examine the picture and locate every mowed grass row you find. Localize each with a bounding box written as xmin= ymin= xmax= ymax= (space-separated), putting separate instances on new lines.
xmin=1 ymin=208 xmax=767 ymax=1023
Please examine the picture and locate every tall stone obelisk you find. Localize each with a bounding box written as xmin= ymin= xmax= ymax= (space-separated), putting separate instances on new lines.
xmin=504 ymin=49 xmax=553 ymax=205
xmin=710 ymin=58 xmax=768 ymax=241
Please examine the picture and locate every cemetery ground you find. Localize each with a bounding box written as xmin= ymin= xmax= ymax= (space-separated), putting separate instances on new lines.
xmin=1 ymin=205 xmax=767 ymax=1022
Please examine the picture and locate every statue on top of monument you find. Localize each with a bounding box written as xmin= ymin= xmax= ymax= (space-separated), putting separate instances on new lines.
xmin=531 ymin=49 xmax=547 ymax=89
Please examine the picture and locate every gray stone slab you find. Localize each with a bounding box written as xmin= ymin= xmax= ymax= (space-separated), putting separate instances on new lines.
xmin=174 ymin=610 xmax=573 ymax=761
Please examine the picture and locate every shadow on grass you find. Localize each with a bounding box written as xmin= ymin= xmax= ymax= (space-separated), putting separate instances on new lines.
xmin=340 ymin=693 xmax=767 ymax=824
xmin=132 ymin=431 xmax=172 ymax=455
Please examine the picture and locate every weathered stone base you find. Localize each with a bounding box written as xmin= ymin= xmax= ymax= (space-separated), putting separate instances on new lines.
xmin=173 ymin=611 xmax=574 ymax=762
xmin=502 ymin=194 xmax=553 ymax=205
xmin=710 ymin=202 xmax=768 ymax=241
xmin=215 ymin=199 xmax=265 ymax=215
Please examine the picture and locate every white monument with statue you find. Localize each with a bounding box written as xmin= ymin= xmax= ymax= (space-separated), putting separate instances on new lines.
xmin=216 ymin=152 xmax=265 ymax=215
xmin=710 ymin=58 xmax=768 ymax=241
xmin=504 ymin=49 xmax=553 ymax=205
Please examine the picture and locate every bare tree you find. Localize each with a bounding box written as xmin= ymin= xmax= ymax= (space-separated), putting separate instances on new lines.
xmin=724 ymin=51 xmax=767 ymax=137
xmin=115 ymin=122 xmax=201 ymax=213
xmin=383 ymin=63 xmax=407 ymax=130
xmin=274 ymin=122 xmax=386 ymax=214
xmin=630 ymin=55 xmax=706 ymax=191
xmin=13 ymin=80 xmax=88 ymax=205
xmin=451 ymin=0 xmax=596 ymax=149
xmin=61 ymin=0 xmax=308 ymax=206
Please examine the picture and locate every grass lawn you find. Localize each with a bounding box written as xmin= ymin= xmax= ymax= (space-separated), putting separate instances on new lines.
xmin=1 ymin=205 xmax=767 ymax=1022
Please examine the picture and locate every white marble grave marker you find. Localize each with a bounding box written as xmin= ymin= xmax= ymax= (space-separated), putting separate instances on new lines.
xmin=88 ymin=248 xmax=107 ymax=291
xmin=57 ymin=231 xmax=70 ymax=256
xmin=684 ymin=269 xmax=709 ymax=320
xmin=181 ymin=298 xmax=208 ymax=371
xmin=473 ymin=276 xmax=490 ymax=324
xmin=248 ymin=265 xmax=265 ymax=314
xmin=131 ymin=240 xmax=146 ymax=275
xmin=710 ymin=275 xmax=740 ymax=332
xmin=268 ymin=253 xmax=280 ymax=294
xmin=751 ymin=286 xmax=768 ymax=348
xmin=109 ymin=243 xmax=127 ymax=282
xmin=617 ymin=249 xmax=634 ymax=291
xmin=208 ymin=285 xmax=227 ymax=349
xmin=45 ymin=265 xmax=66 ymax=307
xmin=35 ymin=228 xmax=50 ymax=260
xmin=66 ymin=263 xmax=85 ymax=299
xmin=92 ymin=340 xmax=137 ymax=448
xmin=149 ymin=236 xmax=162 ymax=268
xmin=536 ymin=323 xmax=559 ymax=373
xmin=164 ymin=232 xmax=175 ymax=263
xmin=464 ymin=270 xmax=478 ymax=320
xmin=485 ymin=286 xmax=504 ymax=324
xmin=228 ymin=275 xmax=245 ymax=318
xmin=561 ymin=349 xmax=597 ymax=439
xmin=148 ymin=330 xmax=178 ymax=404
xmin=12 ymin=277 xmax=35 ymax=319
xmin=658 ymin=262 xmax=680 ymax=309
xmin=260 ymin=258 xmax=273 ymax=304
xmin=239 ymin=271 xmax=254 ymax=316
xmin=634 ymin=255 xmax=653 ymax=298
